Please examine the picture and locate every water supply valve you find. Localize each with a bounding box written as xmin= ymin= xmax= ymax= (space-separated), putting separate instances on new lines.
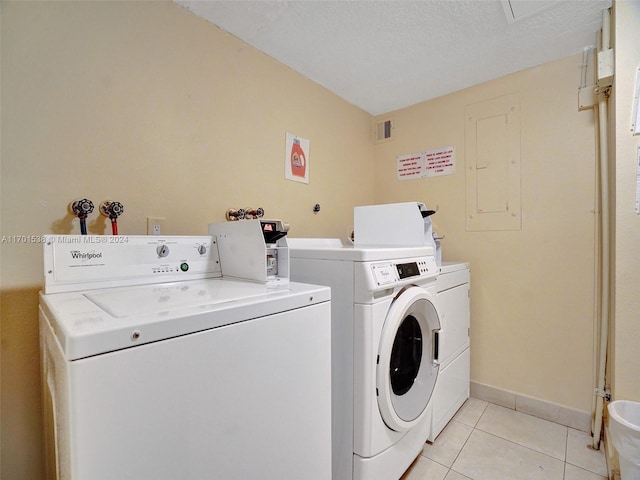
xmin=244 ymin=207 xmax=265 ymax=220
xmin=71 ymin=198 xmax=95 ymax=218
xmin=99 ymin=201 xmax=124 ymax=235
xmin=99 ymin=201 xmax=125 ymax=220
xmin=225 ymin=209 xmax=246 ymax=221
xmin=70 ymin=198 xmax=94 ymax=235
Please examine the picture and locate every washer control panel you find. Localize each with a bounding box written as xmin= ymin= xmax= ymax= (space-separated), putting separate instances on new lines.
xmin=43 ymin=235 xmax=221 ymax=294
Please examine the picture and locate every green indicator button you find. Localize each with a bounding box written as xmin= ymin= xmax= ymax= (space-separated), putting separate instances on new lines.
xmin=180 ymin=263 xmax=189 ymax=272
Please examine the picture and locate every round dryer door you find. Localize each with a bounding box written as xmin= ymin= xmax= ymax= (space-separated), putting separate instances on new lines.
xmin=376 ymin=286 xmax=441 ymax=432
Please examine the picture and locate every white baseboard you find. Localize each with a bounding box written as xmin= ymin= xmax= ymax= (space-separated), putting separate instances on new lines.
xmin=470 ymin=381 xmax=591 ymax=432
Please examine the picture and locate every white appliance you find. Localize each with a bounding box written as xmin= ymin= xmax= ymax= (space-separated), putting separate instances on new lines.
xmin=428 ymin=262 xmax=471 ymax=441
xmin=289 ymin=238 xmax=441 ymax=480
xmin=354 ymin=202 xmax=438 ymax=261
xmin=209 ymin=218 xmax=290 ymax=286
xmin=354 ymin=202 xmax=471 ymax=442
xmin=40 ymin=235 xmax=331 ymax=480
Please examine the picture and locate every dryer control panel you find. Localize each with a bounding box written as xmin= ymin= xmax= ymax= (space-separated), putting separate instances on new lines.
xmin=396 ymin=259 xmax=432 ymax=279
xmin=357 ymin=255 xmax=438 ymax=299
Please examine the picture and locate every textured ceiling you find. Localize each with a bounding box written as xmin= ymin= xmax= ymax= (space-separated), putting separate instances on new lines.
xmin=174 ymin=0 xmax=611 ymax=115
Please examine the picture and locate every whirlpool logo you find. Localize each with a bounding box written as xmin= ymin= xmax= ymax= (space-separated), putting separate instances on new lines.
xmin=70 ymin=250 xmax=103 ymax=261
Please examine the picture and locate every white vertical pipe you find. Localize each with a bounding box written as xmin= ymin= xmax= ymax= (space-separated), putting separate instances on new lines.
xmin=581 ymin=46 xmax=592 ymax=89
xmin=592 ymin=7 xmax=611 ymax=451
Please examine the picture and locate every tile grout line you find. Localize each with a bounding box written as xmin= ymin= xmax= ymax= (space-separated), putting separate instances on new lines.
xmin=472 ymin=403 xmax=570 ymax=462
xmin=445 ymin=421 xmax=474 ymax=479
xmin=563 ymin=427 xmax=569 ymax=480
xmin=445 ymin=400 xmax=489 ymax=480
xmin=438 ymin=400 xmax=489 ymax=480
xmin=426 ymin=400 xmax=606 ymax=480
xmin=470 ymin=427 xmax=568 ymax=464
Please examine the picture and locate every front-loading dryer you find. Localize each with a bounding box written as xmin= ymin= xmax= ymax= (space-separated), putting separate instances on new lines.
xmin=289 ymin=239 xmax=441 ymax=480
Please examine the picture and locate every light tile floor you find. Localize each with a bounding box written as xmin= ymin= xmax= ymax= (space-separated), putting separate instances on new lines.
xmin=402 ymin=398 xmax=609 ymax=480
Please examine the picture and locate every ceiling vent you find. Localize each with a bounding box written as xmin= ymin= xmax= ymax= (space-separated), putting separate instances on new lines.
xmin=375 ymin=118 xmax=394 ymax=143
xmin=501 ymin=0 xmax=558 ymax=23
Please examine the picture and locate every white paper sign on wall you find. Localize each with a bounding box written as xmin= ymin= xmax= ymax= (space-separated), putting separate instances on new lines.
xmin=425 ymin=146 xmax=455 ymax=177
xmin=396 ymin=146 xmax=455 ymax=181
xmin=397 ymin=153 xmax=425 ymax=180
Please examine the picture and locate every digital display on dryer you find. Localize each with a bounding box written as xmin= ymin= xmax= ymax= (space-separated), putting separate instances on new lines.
xmin=396 ymin=262 xmax=420 ymax=279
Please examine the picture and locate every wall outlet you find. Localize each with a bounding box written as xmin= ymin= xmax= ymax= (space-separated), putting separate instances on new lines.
xmin=147 ymin=217 xmax=165 ymax=236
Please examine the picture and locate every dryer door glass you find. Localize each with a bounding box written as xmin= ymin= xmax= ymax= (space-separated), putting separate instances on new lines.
xmin=390 ymin=315 xmax=422 ymax=396
xmin=376 ymin=286 xmax=441 ymax=432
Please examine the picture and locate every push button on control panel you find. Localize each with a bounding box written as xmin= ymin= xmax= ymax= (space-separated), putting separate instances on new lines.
xmin=393 ymin=257 xmax=437 ymax=279
xmin=418 ymin=260 xmax=430 ymax=274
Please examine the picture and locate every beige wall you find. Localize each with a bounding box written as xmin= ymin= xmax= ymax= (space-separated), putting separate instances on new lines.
xmin=612 ymin=0 xmax=640 ymax=401
xmin=0 ymin=2 xmax=374 ymax=478
xmin=374 ymin=54 xmax=599 ymax=414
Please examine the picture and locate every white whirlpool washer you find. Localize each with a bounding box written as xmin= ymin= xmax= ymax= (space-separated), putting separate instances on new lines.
xmin=289 ymin=239 xmax=441 ymax=480
xmin=39 ymin=235 xmax=331 ymax=480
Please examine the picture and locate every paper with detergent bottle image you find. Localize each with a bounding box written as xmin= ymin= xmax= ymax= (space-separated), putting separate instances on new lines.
xmin=285 ymin=132 xmax=310 ymax=184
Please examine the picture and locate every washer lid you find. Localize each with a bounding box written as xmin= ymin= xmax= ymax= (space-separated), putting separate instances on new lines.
xmin=84 ymin=278 xmax=270 ymax=318
xmin=40 ymin=278 xmax=330 ymax=361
